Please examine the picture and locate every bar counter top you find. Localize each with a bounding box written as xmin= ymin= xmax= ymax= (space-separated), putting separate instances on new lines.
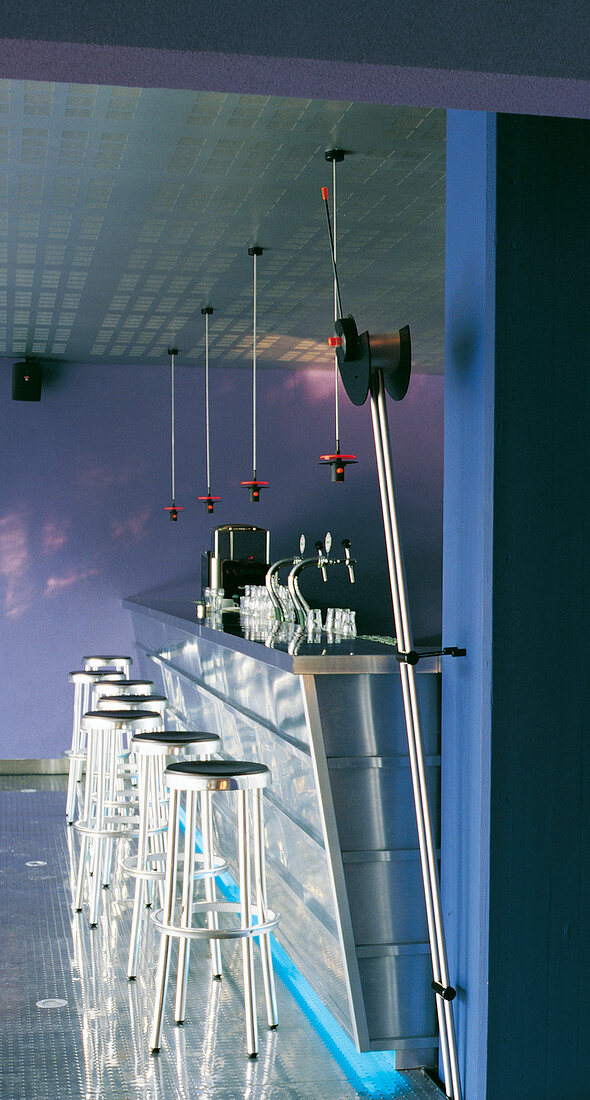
xmin=122 ymin=592 xmax=439 ymax=676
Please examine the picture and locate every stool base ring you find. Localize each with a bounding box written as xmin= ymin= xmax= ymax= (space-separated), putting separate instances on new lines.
xmin=74 ymin=815 xmax=140 ymax=839
xmin=150 ymin=899 xmax=279 ymax=941
xmin=121 ymin=851 xmax=227 ymax=881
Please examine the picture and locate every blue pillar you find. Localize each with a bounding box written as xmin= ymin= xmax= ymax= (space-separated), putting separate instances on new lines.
xmin=443 ymin=111 xmax=590 ymax=1099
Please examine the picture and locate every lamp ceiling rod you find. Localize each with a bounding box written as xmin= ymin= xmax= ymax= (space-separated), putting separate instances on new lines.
xmin=170 ymin=349 xmax=176 ymax=504
xmin=253 ymin=249 xmax=257 ymax=478
xmin=205 ymin=310 xmax=211 ymax=494
xmin=369 ymin=367 xmax=462 ymax=1100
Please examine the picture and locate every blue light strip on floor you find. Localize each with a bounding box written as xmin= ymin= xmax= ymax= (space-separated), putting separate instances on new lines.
xmin=178 ymin=808 xmax=414 ymax=1099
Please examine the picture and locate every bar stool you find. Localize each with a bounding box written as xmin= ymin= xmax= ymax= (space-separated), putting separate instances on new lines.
xmin=66 ymin=669 xmax=127 ymax=824
xmin=125 ymin=730 xmax=223 ymax=979
xmin=83 ymin=655 xmax=133 ymax=676
xmin=150 ymin=759 xmax=279 ymax=1058
xmin=95 ymin=689 xmax=167 ymax=790
xmin=93 ymin=678 xmax=157 ymax=700
xmin=74 ymin=709 xmax=162 ymax=926
xmin=97 ymin=693 xmax=168 ymax=719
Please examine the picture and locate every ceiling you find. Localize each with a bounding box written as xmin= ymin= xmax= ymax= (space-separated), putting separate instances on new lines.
xmin=0 ymin=80 xmax=446 ymax=373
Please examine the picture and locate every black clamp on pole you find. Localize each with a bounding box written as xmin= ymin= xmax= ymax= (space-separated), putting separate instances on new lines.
xmin=432 ymin=980 xmax=457 ymax=1002
xmin=396 ymin=646 xmax=466 ymax=666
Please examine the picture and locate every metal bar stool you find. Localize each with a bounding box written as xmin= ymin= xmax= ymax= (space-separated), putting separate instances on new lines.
xmin=66 ymin=670 xmax=127 ymax=825
xmin=125 ymin=730 xmax=223 ymax=980
xmin=74 ymin=709 xmax=162 ymax=926
xmin=150 ymin=759 xmax=279 ymax=1058
xmin=92 ymin=678 xmax=157 ymax=701
xmin=97 ymin=693 xmax=168 ymax=719
xmin=93 ymin=681 xmax=161 ymax=787
xmin=83 ymin=655 xmax=133 ymax=676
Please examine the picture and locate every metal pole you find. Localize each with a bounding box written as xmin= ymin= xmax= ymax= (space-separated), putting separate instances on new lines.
xmin=333 ymin=157 xmax=340 ymax=453
xmin=170 ymin=351 xmax=176 ymax=504
xmin=252 ymin=251 xmax=257 ymax=480
xmin=205 ymin=312 xmax=211 ymax=495
xmin=369 ymin=367 xmax=462 ymax=1100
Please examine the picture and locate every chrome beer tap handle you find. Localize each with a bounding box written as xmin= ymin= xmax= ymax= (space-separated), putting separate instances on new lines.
xmin=315 ymin=541 xmax=328 ymax=582
xmin=342 ymin=538 xmax=356 ymax=583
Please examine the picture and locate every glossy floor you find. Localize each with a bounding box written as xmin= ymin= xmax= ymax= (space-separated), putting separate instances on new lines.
xmin=0 ymin=776 xmax=443 ymax=1100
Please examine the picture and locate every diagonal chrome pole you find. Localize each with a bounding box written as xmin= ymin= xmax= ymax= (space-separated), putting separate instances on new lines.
xmin=369 ymin=367 xmax=462 ymax=1100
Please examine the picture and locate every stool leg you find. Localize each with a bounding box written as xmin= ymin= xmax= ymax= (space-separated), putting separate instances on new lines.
xmin=253 ymin=791 xmax=278 ymax=1028
xmin=89 ymin=730 xmax=107 ymax=926
xmin=149 ymin=754 xmax=165 ymax=910
xmin=66 ymin=681 xmax=83 ymax=824
xmin=101 ymin=728 xmax=122 ymax=889
xmin=150 ymin=786 xmax=180 ymax=1053
xmin=175 ymin=788 xmax=197 ymax=1023
xmin=201 ymin=788 xmax=222 ymax=978
xmin=74 ymin=726 xmax=96 ymax=912
xmin=127 ymin=752 xmax=151 ymax=979
xmin=239 ymin=789 xmax=258 ymax=1057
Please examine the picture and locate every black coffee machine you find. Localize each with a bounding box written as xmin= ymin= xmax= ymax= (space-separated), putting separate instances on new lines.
xmin=201 ymin=524 xmax=271 ymax=602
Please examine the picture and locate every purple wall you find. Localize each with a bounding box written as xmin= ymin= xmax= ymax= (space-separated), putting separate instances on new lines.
xmin=1 ymin=359 xmax=443 ymax=759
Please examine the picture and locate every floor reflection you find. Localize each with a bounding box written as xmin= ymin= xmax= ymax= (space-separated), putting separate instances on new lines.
xmin=0 ymin=777 xmax=442 ymax=1100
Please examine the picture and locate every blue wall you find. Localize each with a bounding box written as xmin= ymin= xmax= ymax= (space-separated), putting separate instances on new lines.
xmin=1 ymin=359 xmax=443 ymax=759
xmin=443 ymin=111 xmax=590 ymax=1100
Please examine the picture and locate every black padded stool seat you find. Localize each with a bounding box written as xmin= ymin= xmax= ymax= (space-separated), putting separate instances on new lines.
xmin=95 ymin=679 xmax=155 ymax=690
xmin=166 ymin=759 xmax=270 ymax=788
xmin=132 ymin=731 xmax=222 ymax=748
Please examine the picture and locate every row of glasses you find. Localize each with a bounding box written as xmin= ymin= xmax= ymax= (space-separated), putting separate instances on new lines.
xmin=239 ymin=585 xmax=274 ymax=623
xmin=306 ymin=607 xmax=357 ymax=639
xmin=203 ymin=587 xmax=224 ymax=615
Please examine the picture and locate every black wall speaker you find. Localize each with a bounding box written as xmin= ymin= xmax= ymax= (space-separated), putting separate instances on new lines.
xmin=12 ymin=361 xmax=42 ymax=401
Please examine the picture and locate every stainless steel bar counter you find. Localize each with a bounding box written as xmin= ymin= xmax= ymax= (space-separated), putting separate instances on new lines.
xmin=123 ymin=593 xmax=441 ymax=1069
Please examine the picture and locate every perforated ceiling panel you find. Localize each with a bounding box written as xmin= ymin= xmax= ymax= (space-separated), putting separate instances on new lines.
xmin=0 ymin=80 xmax=445 ymax=371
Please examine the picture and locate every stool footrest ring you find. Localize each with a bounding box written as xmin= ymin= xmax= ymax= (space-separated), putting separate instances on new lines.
xmin=151 ymin=899 xmax=279 ymax=940
xmin=74 ymin=815 xmax=140 ymax=838
xmin=122 ymin=851 xmax=227 ymax=881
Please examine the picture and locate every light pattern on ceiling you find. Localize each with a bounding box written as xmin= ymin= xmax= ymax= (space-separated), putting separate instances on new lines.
xmin=0 ymin=80 xmax=445 ymax=371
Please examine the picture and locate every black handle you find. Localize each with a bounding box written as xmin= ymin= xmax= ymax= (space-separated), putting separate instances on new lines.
xmin=432 ymin=980 xmax=456 ymax=1001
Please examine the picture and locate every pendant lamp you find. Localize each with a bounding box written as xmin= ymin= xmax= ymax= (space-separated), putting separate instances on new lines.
xmin=319 ymin=149 xmax=357 ymax=482
xmin=241 ymin=245 xmax=269 ymax=502
xmin=197 ymin=306 xmax=220 ymax=513
xmin=164 ymin=346 xmax=183 ymax=520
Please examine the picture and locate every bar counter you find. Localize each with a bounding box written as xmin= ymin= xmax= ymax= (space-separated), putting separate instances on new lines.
xmin=123 ymin=591 xmax=441 ymax=1068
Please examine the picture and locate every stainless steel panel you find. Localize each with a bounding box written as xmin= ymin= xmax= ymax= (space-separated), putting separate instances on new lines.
xmin=315 ymin=673 xmax=440 ymax=758
xmin=327 ymin=758 xmax=440 ymax=853
xmin=342 ymin=853 xmax=430 ymax=945
xmin=357 ymin=950 xmax=438 ymax=1043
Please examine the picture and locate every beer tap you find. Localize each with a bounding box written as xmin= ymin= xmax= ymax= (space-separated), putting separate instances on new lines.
xmin=287 ymin=533 xmax=357 ymax=629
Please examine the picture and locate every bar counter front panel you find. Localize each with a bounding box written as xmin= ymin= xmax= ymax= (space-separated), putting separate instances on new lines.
xmin=124 ymin=595 xmax=440 ymax=1066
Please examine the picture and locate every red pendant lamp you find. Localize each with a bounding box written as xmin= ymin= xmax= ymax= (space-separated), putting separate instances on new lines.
xmin=197 ymin=306 xmax=220 ymax=513
xmin=164 ymin=346 xmax=183 ymax=520
xmin=319 ymin=150 xmax=357 ymax=482
xmin=241 ymin=245 xmax=269 ymax=502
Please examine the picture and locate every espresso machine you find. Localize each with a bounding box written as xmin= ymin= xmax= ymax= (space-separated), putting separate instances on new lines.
xmin=201 ymin=524 xmax=270 ymax=602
